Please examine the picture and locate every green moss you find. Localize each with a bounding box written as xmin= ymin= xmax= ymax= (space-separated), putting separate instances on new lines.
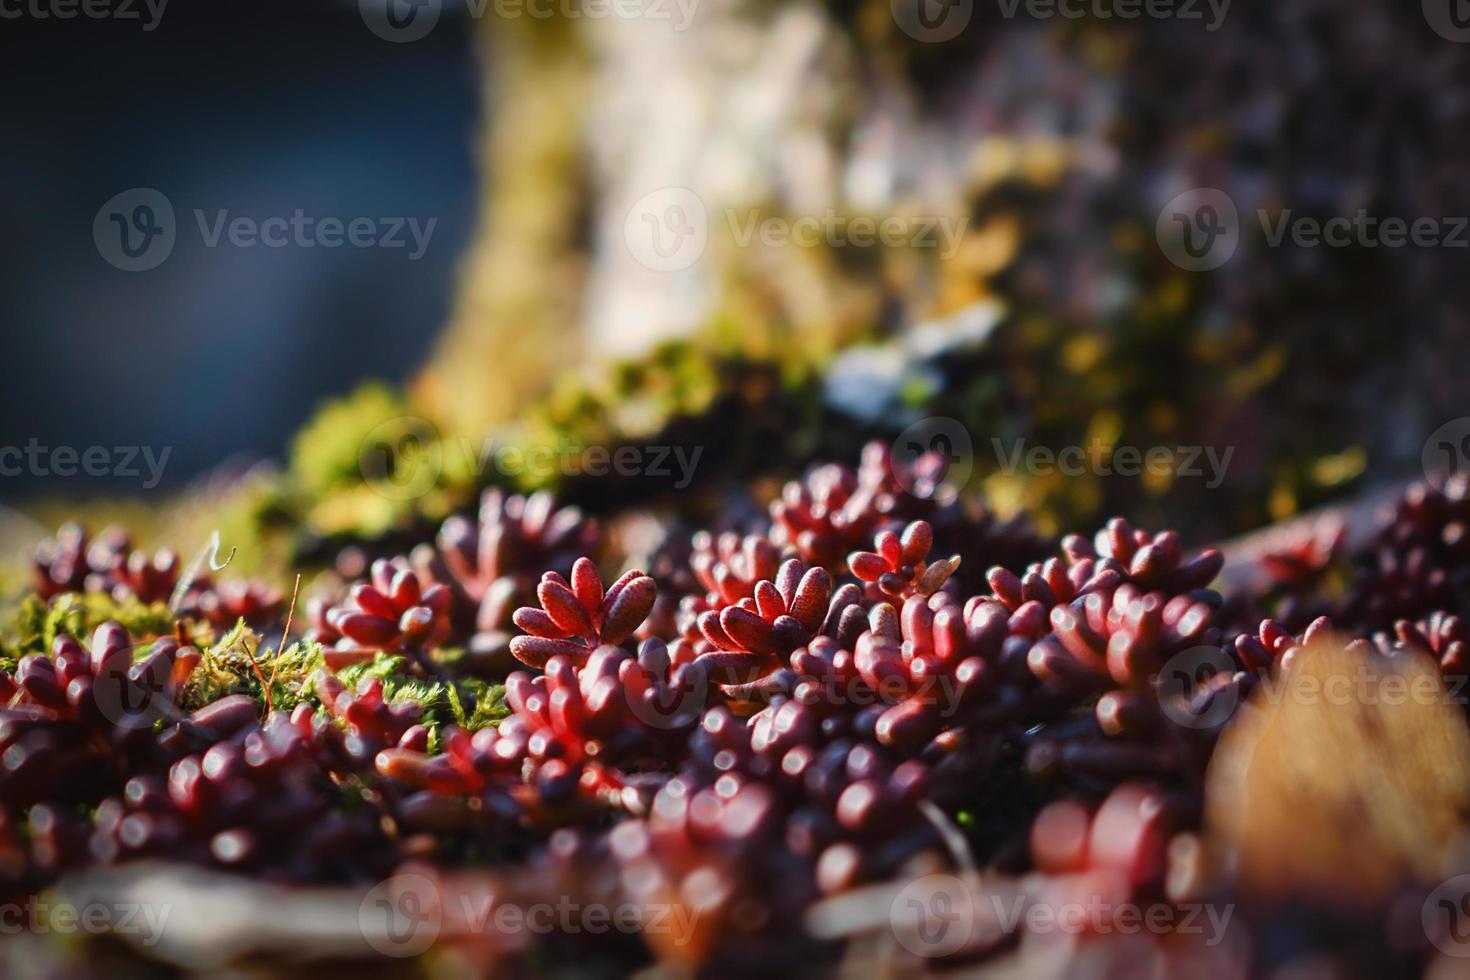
xmin=290 ymin=383 xmax=419 ymax=501
xmin=258 ymin=638 xmax=330 ymax=713
xmin=177 ymin=621 xmax=268 ymax=710
xmin=283 ymin=382 xmax=476 ymax=543
xmin=332 ymin=655 xmax=507 ymax=736
xmin=506 ymin=339 xmax=828 ymax=501
xmin=0 ymin=593 xmax=512 ymax=745
xmin=175 ymin=642 xmax=511 ymax=746
xmin=1 ymin=591 xmax=175 ymax=665
xmin=448 ymin=677 xmax=509 ymax=732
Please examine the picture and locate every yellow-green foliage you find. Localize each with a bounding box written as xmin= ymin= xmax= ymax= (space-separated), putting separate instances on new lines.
xmin=286 ymin=382 xmax=473 ymax=539
xmin=176 ymin=630 xmax=507 ymax=744
xmin=291 ymin=383 xmax=419 ymax=500
xmin=508 ymin=339 xmax=820 ymax=494
xmin=1 ymin=591 xmax=175 ymax=668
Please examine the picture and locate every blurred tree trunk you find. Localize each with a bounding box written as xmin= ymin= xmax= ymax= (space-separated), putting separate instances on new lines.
xmin=418 ymin=2 xmax=1005 ymax=434
xmin=417 ymin=1 xmax=1469 ymax=535
xmin=417 ymin=19 xmax=592 ymax=430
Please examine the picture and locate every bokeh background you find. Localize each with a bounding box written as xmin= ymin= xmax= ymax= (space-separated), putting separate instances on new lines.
xmin=5 ymin=7 xmax=1470 ymax=975
xmin=0 ymin=0 xmax=478 ymax=494
xmin=4 ymin=0 xmax=1469 ymax=575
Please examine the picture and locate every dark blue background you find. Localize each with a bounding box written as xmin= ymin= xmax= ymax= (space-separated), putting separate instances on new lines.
xmin=0 ymin=0 xmax=481 ymax=497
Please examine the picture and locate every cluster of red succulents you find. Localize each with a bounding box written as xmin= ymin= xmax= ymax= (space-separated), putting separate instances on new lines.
xmin=318 ymin=557 xmax=453 ymax=671
xmin=377 ymin=639 xmax=706 ymax=825
xmin=770 ymin=460 xmax=886 ymax=570
xmin=1379 ymin=611 xmax=1469 ymax=676
xmin=313 ymin=671 xmax=427 ymax=764
xmin=32 ymin=524 xmax=132 ymax=599
xmin=8 ymin=452 xmax=1470 ymax=972
xmin=1344 ymin=474 xmax=1470 ymax=629
xmin=192 ymin=578 xmax=285 ymax=631
xmin=508 ymin=559 xmax=657 ymax=668
xmin=692 ymin=558 xmax=833 ymax=677
xmin=1231 ymin=614 xmax=1337 ymax=672
xmin=91 ymin=705 xmax=399 ymax=883
xmin=770 ymin=443 xmax=1051 ymax=588
xmin=410 ymin=489 xmax=601 ymax=671
xmin=1252 ymin=608 xmax=1470 ymax=683
xmin=847 ymin=519 xmax=961 ymax=600
xmin=690 ymin=530 xmax=781 ymax=606
xmin=1 ymin=625 xmax=198 ymax=810
xmin=33 ymin=523 xmax=200 ymax=610
xmin=31 ymin=523 xmax=283 ymax=631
